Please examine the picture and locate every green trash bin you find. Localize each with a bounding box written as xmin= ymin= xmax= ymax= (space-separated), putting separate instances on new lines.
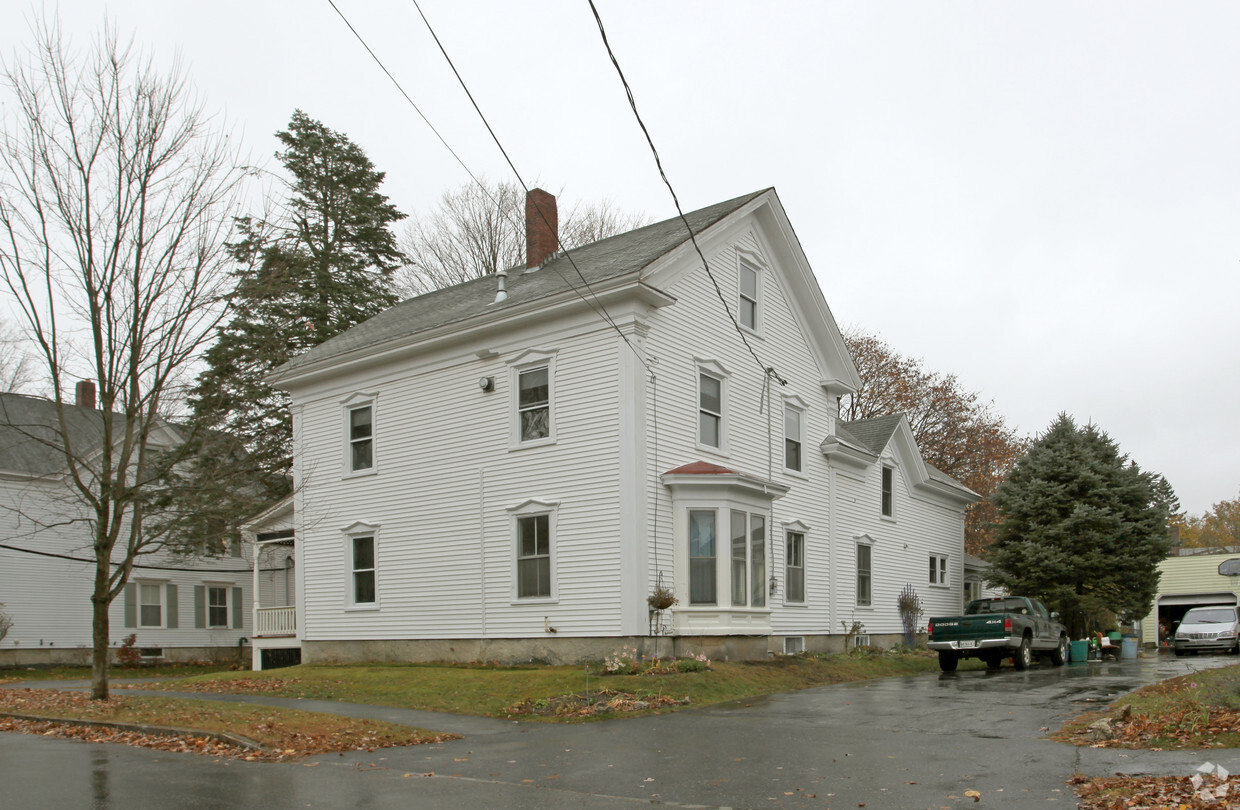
xmin=1069 ymin=640 xmax=1088 ymax=663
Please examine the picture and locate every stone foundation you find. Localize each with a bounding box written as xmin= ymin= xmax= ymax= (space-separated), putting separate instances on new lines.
xmin=0 ymin=645 xmax=248 ymax=669
xmin=299 ymin=632 xmax=912 ymax=666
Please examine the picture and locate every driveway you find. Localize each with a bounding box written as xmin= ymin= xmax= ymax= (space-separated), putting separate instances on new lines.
xmin=2 ymin=652 xmax=1236 ymax=809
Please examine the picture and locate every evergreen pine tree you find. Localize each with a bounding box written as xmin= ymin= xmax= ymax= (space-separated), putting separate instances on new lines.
xmin=986 ymin=414 xmax=1174 ymax=637
xmin=167 ymin=111 xmax=405 ymax=547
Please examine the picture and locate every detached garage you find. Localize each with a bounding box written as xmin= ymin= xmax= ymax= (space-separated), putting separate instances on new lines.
xmin=1140 ymin=550 xmax=1240 ymax=648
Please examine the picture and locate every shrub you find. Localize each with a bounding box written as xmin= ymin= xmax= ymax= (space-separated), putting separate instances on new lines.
xmin=116 ymin=633 xmax=141 ymax=667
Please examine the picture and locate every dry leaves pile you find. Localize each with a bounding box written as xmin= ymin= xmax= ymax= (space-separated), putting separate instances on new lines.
xmin=506 ymin=689 xmax=690 ymax=717
xmin=1073 ymin=765 xmax=1240 ymax=809
xmin=0 ymin=687 xmax=455 ymax=761
xmin=121 ymin=676 xmax=305 ymax=694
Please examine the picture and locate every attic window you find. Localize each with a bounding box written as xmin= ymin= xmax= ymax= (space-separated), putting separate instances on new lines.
xmin=881 ymin=466 xmax=894 ymax=518
xmin=738 ymin=259 xmax=759 ymax=331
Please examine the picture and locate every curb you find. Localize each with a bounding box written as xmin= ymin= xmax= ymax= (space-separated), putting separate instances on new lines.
xmin=0 ymin=711 xmax=270 ymax=752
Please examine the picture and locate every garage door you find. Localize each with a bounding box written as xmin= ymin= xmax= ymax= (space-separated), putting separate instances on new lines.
xmin=1158 ymin=592 xmax=1238 ymax=607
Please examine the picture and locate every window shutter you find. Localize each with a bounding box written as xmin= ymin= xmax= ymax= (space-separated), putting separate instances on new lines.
xmin=232 ymin=587 xmax=244 ymax=629
xmin=165 ymin=584 xmax=179 ymax=629
xmin=123 ymin=584 xmax=136 ymax=628
xmin=194 ymin=586 xmax=206 ymax=629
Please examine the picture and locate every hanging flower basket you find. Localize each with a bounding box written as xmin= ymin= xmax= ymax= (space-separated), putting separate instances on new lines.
xmin=647 ymin=586 xmax=678 ymax=611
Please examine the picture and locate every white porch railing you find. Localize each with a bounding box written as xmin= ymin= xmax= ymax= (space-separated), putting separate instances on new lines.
xmin=256 ymin=606 xmax=296 ymax=637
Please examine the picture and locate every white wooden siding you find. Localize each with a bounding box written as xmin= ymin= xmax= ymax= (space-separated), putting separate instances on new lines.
xmin=291 ymin=314 xmax=627 ymax=640
xmin=0 ymin=476 xmax=251 ymax=654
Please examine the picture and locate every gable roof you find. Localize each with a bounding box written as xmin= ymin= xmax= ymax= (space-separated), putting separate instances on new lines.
xmin=837 ymin=415 xmax=902 ymax=455
xmin=0 ymin=392 xmax=117 ymax=476
xmin=272 ymin=190 xmax=770 ymax=381
xmin=839 ymin=414 xmax=977 ymax=501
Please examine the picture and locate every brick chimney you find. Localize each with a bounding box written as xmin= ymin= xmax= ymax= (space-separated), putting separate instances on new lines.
xmin=75 ymin=380 xmax=96 ymax=409
xmin=525 ymin=188 xmax=558 ymax=269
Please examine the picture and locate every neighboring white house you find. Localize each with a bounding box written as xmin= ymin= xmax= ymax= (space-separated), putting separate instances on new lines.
xmin=254 ymin=188 xmax=977 ymax=666
xmin=0 ymin=388 xmax=253 ymax=667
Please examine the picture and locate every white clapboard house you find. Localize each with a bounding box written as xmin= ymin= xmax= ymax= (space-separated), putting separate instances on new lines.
xmin=247 ymin=188 xmax=977 ymax=667
xmin=0 ymin=386 xmax=252 ymax=666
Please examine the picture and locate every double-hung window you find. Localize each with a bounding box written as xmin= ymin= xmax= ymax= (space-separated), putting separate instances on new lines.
xmin=699 ymin=373 xmax=723 ymax=449
xmin=349 ymin=405 xmax=373 ymax=472
xmin=729 ymin=510 xmax=766 ymax=607
xmin=738 ymin=259 xmax=759 ymax=331
xmin=880 ymin=466 xmax=894 ymax=518
xmin=785 ymin=531 xmax=805 ymax=604
xmin=930 ymin=554 xmax=948 ymax=586
xmin=207 ymin=586 xmax=229 ymax=627
xmin=784 ymin=405 xmax=803 ymax=473
xmin=517 ymin=514 xmax=551 ymax=598
xmin=507 ymin=499 xmax=558 ymax=601
xmin=139 ymin=583 xmax=164 ymax=627
xmin=856 ymin=543 xmax=872 ymax=606
xmin=351 ymin=535 xmax=376 ymax=606
xmin=688 ymin=510 xmax=717 ymax=605
xmin=518 ymin=367 xmax=550 ymax=441
xmin=509 ymin=350 xmax=557 ymax=447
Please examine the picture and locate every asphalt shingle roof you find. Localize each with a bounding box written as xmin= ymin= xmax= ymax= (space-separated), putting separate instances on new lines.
xmin=276 ymin=189 xmax=770 ymax=376
xmin=839 ymin=414 xmax=974 ymax=496
xmin=0 ymin=393 xmax=117 ymax=476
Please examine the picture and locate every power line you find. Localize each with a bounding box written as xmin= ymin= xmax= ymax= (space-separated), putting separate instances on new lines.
xmin=328 ymin=0 xmax=654 ymax=379
xmin=585 ymin=0 xmax=786 ymax=389
xmin=0 ymin=541 xmax=277 ymax=573
xmin=407 ymin=0 xmax=655 ymax=379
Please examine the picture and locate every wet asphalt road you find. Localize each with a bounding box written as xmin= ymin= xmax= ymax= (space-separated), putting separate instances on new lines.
xmin=3 ymin=652 xmax=1238 ymax=809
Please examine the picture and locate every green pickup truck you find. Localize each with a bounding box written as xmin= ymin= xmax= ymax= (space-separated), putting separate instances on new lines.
xmin=928 ymin=596 xmax=1069 ymax=672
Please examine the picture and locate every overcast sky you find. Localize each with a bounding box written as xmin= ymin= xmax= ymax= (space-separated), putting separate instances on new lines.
xmin=2 ymin=1 xmax=1236 ymax=517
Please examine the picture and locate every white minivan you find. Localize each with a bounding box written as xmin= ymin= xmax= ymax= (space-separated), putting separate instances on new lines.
xmin=1173 ymin=605 xmax=1240 ymax=656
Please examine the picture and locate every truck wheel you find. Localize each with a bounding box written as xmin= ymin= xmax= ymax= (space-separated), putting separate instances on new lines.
xmin=1050 ymin=636 xmax=1068 ymax=666
xmin=1013 ymin=636 xmax=1033 ymax=670
xmin=985 ymin=655 xmax=1002 ymax=670
xmin=938 ymin=652 xmax=959 ymax=672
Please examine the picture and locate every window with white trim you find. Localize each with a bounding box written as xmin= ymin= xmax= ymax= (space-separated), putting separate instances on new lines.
xmin=507 ymin=499 xmax=559 ymax=601
xmin=207 ymin=586 xmax=229 ymax=627
xmin=738 ymin=258 xmax=759 ymax=331
xmin=509 ymin=350 xmax=557 ymax=447
xmin=342 ymin=528 xmax=378 ymax=608
xmin=699 ymin=373 xmax=723 ymax=449
xmin=518 ymin=367 xmax=550 ymax=442
xmin=880 ymin=466 xmax=894 ymax=518
xmin=349 ymin=405 xmax=374 ymax=472
xmin=517 ymin=514 xmax=552 ymax=598
xmin=784 ymin=404 xmax=803 ymax=473
xmin=930 ymin=554 xmax=948 ymax=586
xmin=785 ymin=531 xmax=805 ymax=604
xmin=856 ymin=542 xmax=872 ymax=606
xmin=139 ymin=583 xmax=164 ymax=627
xmin=688 ymin=509 xmax=717 ymax=605
xmin=729 ymin=510 xmax=766 ymax=607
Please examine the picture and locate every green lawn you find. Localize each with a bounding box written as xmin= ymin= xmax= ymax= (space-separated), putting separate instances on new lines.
xmin=145 ymin=649 xmax=969 ymax=720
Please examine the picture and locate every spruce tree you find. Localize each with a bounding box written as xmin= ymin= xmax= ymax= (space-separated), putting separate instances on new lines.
xmin=167 ymin=111 xmax=405 ymax=547
xmin=986 ymin=414 xmax=1174 ymax=637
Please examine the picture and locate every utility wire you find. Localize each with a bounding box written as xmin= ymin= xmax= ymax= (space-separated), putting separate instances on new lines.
xmin=329 ymin=0 xmax=653 ymax=379
xmin=586 ymin=0 xmax=786 ymax=389
xmin=407 ymin=0 xmax=655 ymax=379
xmin=0 ymin=542 xmax=280 ymax=573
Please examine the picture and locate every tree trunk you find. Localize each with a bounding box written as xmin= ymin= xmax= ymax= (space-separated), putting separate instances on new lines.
xmin=90 ymin=557 xmax=111 ymax=700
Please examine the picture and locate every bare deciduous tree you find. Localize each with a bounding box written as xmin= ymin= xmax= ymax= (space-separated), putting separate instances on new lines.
xmin=0 ymin=319 xmax=37 ymax=392
xmin=841 ymin=328 xmax=1028 ymax=555
xmin=398 ymin=179 xmax=648 ymax=297
xmin=0 ymin=20 xmax=247 ymax=699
